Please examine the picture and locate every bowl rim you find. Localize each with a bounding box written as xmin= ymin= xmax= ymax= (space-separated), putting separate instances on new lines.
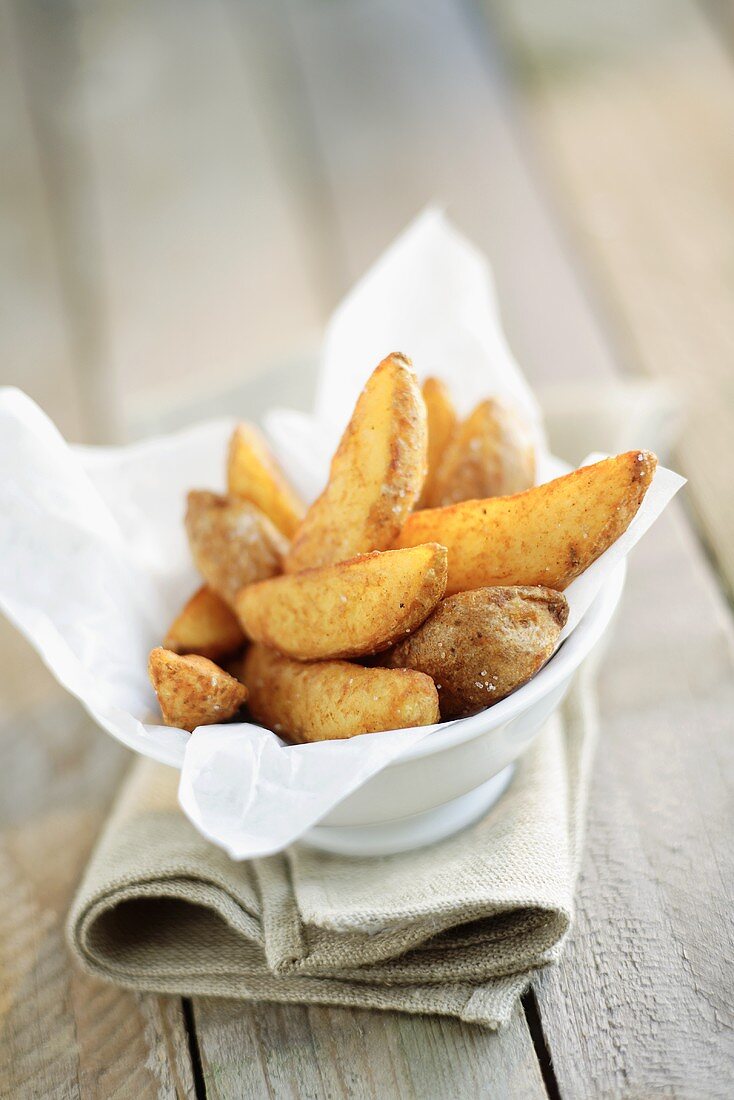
xmin=94 ymin=558 xmax=627 ymax=770
xmin=396 ymin=558 xmax=626 ymax=763
xmin=87 ymin=443 xmax=624 ymax=770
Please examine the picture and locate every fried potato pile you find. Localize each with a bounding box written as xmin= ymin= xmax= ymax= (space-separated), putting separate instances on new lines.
xmin=147 ymin=357 xmax=656 ymax=739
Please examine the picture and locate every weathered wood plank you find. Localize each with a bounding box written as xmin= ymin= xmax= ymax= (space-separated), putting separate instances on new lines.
xmin=475 ymin=0 xmax=734 ymax=1091
xmin=194 ymin=999 xmax=546 ymax=1100
xmin=534 ymin=503 xmax=734 ymax=1098
xmin=0 ymin=623 xmax=198 ymax=1099
xmin=485 ymin=0 xmax=734 ymax=596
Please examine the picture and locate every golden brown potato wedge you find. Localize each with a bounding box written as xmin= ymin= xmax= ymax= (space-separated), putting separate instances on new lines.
xmin=236 ymin=543 xmax=448 ymax=660
xmin=395 ymin=451 xmax=657 ymax=594
xmin=243 ymin=644 xmax=439 ymax=742
xmin=416 ymin=376 xmax=458 ymax=508
xmin=381 ymin=587 xmax=568 ymax=719
xmin=428 ymin=397 xmax=535 ymax=506
xmin=285 ymin=353 xmax=427 ymax=572
xmin=227 ymin=422 xmax=305 ymax=538
xmin=185 ymin=491 xmax=287 ymax=607
xmin=163 ymin=585 xmax=245 ymax=661
xmin=148 ymin=647 xmax=248 ymax=732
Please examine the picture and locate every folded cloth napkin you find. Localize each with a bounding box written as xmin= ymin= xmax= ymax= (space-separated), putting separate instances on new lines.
xmin=66 ymin=662 xmax=599 ymax=1029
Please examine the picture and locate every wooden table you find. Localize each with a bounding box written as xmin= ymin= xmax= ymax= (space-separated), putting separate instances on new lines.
xmin=2 ymin=1 xmax=733 ymax=1096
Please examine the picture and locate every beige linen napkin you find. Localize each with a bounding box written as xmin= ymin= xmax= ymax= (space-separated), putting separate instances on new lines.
xmin=67 ymin=663 xmax=599 ymax=1029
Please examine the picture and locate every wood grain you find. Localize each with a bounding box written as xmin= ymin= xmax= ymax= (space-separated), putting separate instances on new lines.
xmin=193 ymin=999 xmax=545 ymax=1100
xmin=0 ymin=622 xmax=198 ymax=1099
xmin=485 ymin=0 xmax=734 ymax=597
xmin=534 ymin=504 xmax=734 ymax=1098
xmin=478 ymin=2 xmax=734 ymax=1091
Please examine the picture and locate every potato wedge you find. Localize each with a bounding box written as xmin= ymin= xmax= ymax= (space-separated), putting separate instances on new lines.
xmin=416 ymin=376 xmax=458 ymax=508
xmin=236 ymin=543 xmax=448 ymax=660
xmin=227 ymin=422 xmax=305 ymax=538
xmin=395 ymin=450 xmax=657 ymax=594
xmin=148 ymin=647 xmax=248 ymax=732
xmin=185 ymin=491 xmax=287 ymax=607
xmin=163 ymin=585 xmax=245 ymax=661
xmin=428 ymin=397 xmax=535 ymax=506
xmin=381 ymin=587 xmax=568 ymax=719
xmin=285 ymin=353 xmax=427 ymax=572
xmin=243 ymin=644 xmax=439 ymax=742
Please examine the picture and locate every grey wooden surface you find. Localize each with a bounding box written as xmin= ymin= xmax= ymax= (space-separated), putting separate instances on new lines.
xmin=1 ymin=1 xmax=733 ymax=1097
xmin=488 ymin=0 xmax=734 ymax=601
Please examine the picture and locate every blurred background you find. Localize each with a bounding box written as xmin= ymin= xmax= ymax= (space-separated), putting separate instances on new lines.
xmin=3 ymin=0 xmax=732 ymax=594
xmin=3 ymin=4 xmax=734 ymax=1090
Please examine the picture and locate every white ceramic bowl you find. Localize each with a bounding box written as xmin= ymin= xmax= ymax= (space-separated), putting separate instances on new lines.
xmin=80 ymin=411 xmax=626 ymax=855
xmin=103 ymin=558 xmax=625 ymax=856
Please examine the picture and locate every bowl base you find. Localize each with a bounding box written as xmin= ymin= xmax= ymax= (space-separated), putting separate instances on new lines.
xmin=302 ymin=765 xmax=515 ymax=857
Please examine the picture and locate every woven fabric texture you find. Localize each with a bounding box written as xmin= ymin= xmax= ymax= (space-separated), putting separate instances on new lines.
xmin=67 ymin=665 xmax=598 ymax=1029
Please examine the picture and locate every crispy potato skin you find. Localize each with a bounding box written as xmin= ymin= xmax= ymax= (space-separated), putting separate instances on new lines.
xmin=416 ymin=377 xmax=458 ymax=509
xmin=148 ymin=647 xmax=248 ymax=732
xmin=381 ymin=587 xmax=568 ymax=719
xmin=428 ymin=398 xmax=535 ymax=506
xmin=236 ymin=543 xmax=448 ymax=660
xmin=227 ymin=422 xmax=305 ymax=538
xmin=243 ymin=644 xmax=439 ymax=742
xmin=185 ymin=491 xmax=287 ymax=607
xmin=395 ymin=450 xmax=657 ymax=594
xmin=163 ymin=585 xmax=245 ymax=661
xmin=284 ymin=353 xmax=427 ymax=572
